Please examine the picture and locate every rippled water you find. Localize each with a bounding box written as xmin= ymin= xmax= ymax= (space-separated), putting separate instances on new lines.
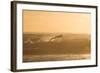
xmin=23 ymin=54 xmax=90 ymax=62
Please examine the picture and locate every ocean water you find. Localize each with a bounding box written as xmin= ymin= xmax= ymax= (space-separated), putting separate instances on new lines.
xmin=23 ymin=54 xmax=90 ymax=62
xmin=23 ymin=33 xmax=90 ymax=62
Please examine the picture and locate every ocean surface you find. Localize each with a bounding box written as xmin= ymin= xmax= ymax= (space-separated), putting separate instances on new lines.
xmin=23 ymin=33 xmax=91 ymax=62
xmin=23 ymin=54 xmax=90 ymax=62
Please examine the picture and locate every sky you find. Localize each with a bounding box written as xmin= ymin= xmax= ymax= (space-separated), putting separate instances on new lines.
xmin=23 ymin=10 xmax=90 ymax=34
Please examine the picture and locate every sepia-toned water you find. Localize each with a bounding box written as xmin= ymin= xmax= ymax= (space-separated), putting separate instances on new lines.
xmin=23 ymin=33 xmax=91 ymax=62
xmin=23 ymin=54 xmax=90 ymax=62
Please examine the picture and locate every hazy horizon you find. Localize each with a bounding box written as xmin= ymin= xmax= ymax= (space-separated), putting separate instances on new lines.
xmin=23 ymin=32 xmax=90 ymax=35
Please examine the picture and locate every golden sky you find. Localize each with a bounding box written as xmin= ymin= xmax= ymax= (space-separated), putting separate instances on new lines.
xmin=23 ymin=10 xmax=90 ymax=34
